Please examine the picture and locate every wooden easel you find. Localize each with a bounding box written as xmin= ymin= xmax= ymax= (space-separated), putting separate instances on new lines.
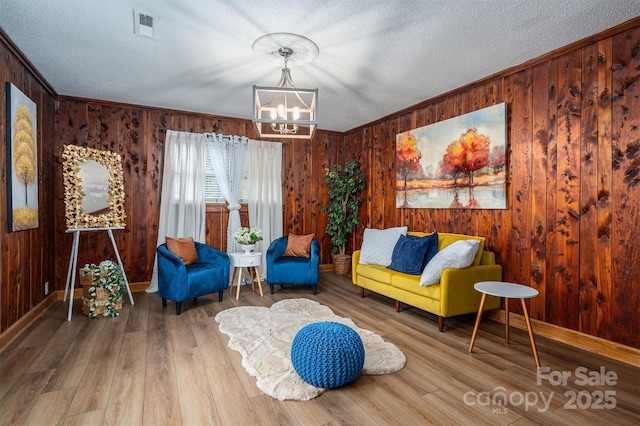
xmin=63 ymin=227 xmax=134 ymax=321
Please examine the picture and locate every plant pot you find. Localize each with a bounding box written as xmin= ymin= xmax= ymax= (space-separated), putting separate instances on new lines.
xmin=240 ymin=244 xmax=256 ymax=254
xmin=332 ymin=254 xmax=352 ymax=275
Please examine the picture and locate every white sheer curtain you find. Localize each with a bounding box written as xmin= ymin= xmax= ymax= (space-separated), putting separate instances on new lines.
xmin=206 ymin=134 xmax=248 ymax=254
xmin=248 ymin=139 xmax=283 ymax=278
xmin=147 ymin=130 xmax=207 ymax=293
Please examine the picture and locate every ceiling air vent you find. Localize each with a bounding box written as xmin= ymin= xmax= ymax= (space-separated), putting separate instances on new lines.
xmin=133 ymin=10 xmax=158 ymax=39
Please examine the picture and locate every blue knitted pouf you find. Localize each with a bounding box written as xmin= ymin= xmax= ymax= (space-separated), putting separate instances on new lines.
xmin=290 ymin=321 xmax=365 ymax=388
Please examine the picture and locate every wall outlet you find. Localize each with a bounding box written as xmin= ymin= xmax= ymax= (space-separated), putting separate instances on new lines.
xmin=44 ymin=281 xmax=49 ymax=295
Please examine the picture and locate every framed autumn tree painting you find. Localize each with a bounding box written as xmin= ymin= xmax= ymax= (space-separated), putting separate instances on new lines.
xmin=396 ymin=102 xmax=507 ymax=209
xmin=6 ymin=83 xmax=38 ymax=231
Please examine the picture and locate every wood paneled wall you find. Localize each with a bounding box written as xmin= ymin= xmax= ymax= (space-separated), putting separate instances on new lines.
xmin=53 ymin=99 xmax=342 ymax=290
xmin=0 ymin=31 xmax=57 ymax=333
xmin=343 ymin=23 xmax=640 ymax=349
xmin=2 ymin=20 xmax=639 ymax=350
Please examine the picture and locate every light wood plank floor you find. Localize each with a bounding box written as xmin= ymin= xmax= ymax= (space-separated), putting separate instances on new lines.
xmin=1 ymin=273 xmax=639 ymax=425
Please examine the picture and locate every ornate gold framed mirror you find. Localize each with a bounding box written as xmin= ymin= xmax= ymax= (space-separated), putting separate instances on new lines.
xmin=62 ymin=145 xmax=126 ymax=229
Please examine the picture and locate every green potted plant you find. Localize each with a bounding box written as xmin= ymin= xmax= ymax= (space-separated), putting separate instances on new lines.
xmin=322 ymin=160 xmax=366 ymax=275
xmin=233 ymin=227 xmax=263 ymax=253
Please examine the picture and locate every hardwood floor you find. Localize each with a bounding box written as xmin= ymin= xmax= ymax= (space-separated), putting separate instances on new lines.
xmin=1 ymin=273 xmax=639 ymax=425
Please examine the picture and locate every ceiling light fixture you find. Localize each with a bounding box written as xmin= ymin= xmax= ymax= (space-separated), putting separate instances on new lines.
xmin=252 ymin=33 xmax=318 ymax=140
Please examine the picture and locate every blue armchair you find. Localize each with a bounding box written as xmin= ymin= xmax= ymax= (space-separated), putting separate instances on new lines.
xmin=157 ymin=242 xmax=230 ymax=314
xmin=266 ymin=236 xmax=320 ymax=295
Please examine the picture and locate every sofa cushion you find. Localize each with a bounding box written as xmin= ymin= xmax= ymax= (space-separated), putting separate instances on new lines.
xmin=356 ymin=263 xmax=395 ymax=285
xmin=391 ymin=273 xmax=441 ymax=300
xmin=165 ymin=236 xmax=198 ymax=265
xmin=359 ymin=226 xmax=407 ymax=266
xmin=284 ymin=233 xmax=314 ymax=258
xmin=387 ymin=232 xmax=439 ymax=275
xmin=438 ymin=233 xmax=485 ymax=266
xmin=419 ymin=239 xmax=480 ymax=286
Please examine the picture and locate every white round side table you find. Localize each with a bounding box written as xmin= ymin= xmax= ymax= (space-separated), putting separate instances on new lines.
xmin=229 ymin=252 xmax=263 ymax=301
xmin=468 ymin=281 xmax=541 ymax=368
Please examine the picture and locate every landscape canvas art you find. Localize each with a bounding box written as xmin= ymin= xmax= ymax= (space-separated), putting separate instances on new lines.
xmin=6 ymin=83 xmax=38 ymax=231
xmin=396 ymin=102 xmax=507 ymax=209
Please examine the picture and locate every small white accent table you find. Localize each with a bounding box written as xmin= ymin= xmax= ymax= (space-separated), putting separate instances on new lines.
xmin=229 ymin=252 xmax=263 ymax=301
xmin=468 ymin=281 xmax=541 ymax=368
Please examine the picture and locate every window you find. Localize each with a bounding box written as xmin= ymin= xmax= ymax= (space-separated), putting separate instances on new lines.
xmin=205 ymin=146 xmax=249 ymax=204
xmin=205 ymin=171 xmax=249 ymax=203
xmin=170 ymin=141 xmax=202 ymax=203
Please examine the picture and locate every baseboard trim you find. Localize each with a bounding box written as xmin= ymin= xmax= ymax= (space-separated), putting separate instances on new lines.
xmin=487 ymin=310 xmax=640 ymax=368
xmin=0 ymin=292 xmax=57 ymax=352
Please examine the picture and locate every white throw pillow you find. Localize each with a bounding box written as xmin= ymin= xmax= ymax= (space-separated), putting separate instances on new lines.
xmin=419 ymin=239 xmax=480 ymax=286
xmin=359 ymin=226 xmax=408 ymax=266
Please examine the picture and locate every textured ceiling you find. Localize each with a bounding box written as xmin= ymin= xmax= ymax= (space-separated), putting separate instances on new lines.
xmin=1 ymin=1 xmax=639 ymax=132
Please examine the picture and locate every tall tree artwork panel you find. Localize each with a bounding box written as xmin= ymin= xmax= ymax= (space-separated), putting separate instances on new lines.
xmin=6 ymin=83 xmax=38 ymax=231
xmin=396 ymin=102 xmax=507 ymax=209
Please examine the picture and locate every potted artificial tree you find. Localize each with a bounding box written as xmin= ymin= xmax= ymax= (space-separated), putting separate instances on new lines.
xmin=322 ymin=160 xmax=366 ymax=275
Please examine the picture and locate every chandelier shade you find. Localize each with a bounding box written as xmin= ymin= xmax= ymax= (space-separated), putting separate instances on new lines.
xmin=252 ymin=33 xmax=318 ymax=140
xmin=253 ymin=85 xmax=317 ymax=139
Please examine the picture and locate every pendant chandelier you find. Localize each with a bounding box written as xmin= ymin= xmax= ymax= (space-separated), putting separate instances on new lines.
xmin=252 ymin=33 xmax=318 ymax=140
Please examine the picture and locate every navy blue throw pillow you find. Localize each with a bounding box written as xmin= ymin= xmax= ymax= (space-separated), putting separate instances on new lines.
xmin=387 ymin=232 xmax=439 ymax=275
xmin=422 ymin=232 xmax=439 ymax=268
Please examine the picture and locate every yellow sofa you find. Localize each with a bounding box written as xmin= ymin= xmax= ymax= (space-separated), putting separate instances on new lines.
xmin=352 ymin=232 xmax=502 ymax=331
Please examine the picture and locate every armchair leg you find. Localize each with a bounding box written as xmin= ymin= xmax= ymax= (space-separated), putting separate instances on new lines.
xmin=438 ymin=316 xmax=444 ymax=332
xmin=176 ymin=302 xmax=182 ymax=315
xmin=360 ymin=287 xmax=365 ymax=298
xmin=218 ymin=291 xmax=223 ymax=302
xmin=312 ymin=285 xmax=317 ymax=295
xmin=162 ymin=298 xmax=167 ymax=307
xmin=395 ymin=300 xmax=400 ymax=312
xmin=270 ymin=284 xmax=274 ymax=294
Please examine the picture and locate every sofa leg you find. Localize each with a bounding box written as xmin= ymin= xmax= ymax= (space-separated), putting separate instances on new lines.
xmin=438 ymin=316 xmax=444 ymax=332
xmin=162 ymin=298 xmax=167 ymax=307
xmin=395 ymin=300 xmax=400 ymax=312
xmin=269 ymin=284 xmax=274 ymax=294
xmin=218 ymin=291 xmax=223 ymax=302
xmin=360 ymin=287 xmax=364 ymax=298
xmin=313 ymin=285 xmax=317 ymax=295
xmin=176 ymin=302 xmax=182 ymax=315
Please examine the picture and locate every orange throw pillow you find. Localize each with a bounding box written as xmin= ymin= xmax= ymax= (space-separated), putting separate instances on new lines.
xmin=165 ymin=236 xmax=198 ymax=265
xmin=283 ymin=234 xmax=315 ymax=258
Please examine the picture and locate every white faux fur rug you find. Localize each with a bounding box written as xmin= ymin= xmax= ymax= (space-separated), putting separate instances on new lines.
xmin=214 ymin=298 xmax=406 ymax=401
